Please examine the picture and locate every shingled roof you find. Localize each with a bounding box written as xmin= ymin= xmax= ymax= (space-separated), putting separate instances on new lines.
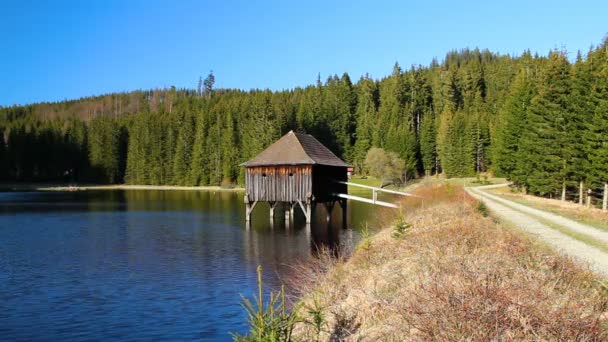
xmin=241 ymin=131 xmax=350 ymax=167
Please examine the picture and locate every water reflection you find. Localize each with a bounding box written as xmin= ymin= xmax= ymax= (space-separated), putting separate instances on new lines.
xmin=0 ymin=190 xmax=376 ymax=341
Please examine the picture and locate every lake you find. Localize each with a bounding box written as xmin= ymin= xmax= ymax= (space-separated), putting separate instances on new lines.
xmin=0 ymin=190 xmax=381 ymax=341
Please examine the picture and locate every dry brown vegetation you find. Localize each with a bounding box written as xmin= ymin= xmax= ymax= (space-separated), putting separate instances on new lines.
xmin=290 ymin=184 xmax=608 ymax=341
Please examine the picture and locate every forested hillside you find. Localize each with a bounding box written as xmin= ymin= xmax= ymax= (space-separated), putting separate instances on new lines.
xmin=1 ymin=39 xmax=607 ymax=206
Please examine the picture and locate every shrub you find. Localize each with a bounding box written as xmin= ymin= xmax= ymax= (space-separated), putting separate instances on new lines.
xmin=476 ymin=200 xmax=489 ymax=217
xmin=391 ymin=216 xmax=411 ymax=239
xmin=233 ymin=266 xmax=299 ymax=342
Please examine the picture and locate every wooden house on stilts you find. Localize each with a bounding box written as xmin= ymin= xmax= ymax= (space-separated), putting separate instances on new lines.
xmin=241 ymin=130 xmax=350 ymax=225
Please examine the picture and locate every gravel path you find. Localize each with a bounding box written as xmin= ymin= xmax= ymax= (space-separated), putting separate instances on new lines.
xmin=466 ymin=185 xmax=608 ymax=277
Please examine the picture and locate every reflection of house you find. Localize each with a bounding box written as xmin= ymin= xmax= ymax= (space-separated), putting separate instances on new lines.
xmin=241 ymin=131 xmax=350 ymax=223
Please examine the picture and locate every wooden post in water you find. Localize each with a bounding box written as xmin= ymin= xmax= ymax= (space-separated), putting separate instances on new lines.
xmin=324 ymin=202 xmax=335 ymax=223
xmin=284 ymin=203 xmax=290 ymax=228
xmin=340 ymin=198 xmax=347 ymax=229
xmin=269 ymin=202 xmax=277 ymax=220
xmin=244 ymin=194 xmax=258 ymax=223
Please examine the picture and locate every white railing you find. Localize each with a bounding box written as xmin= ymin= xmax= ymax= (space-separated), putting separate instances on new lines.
xmin=334 ymin=181 xmax=421 ymax=208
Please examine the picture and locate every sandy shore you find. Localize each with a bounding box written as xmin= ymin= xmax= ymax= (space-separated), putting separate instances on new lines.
xmin=0 ymin=183 xmax=245 ymax=192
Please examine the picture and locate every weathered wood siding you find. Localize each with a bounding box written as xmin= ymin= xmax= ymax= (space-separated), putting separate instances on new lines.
xmin=245 ymin=165 xmax=312 ymax=202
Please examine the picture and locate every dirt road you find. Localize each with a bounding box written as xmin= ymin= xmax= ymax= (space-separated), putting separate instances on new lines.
xmin=467 ymin=184 xmax=608 ymax=277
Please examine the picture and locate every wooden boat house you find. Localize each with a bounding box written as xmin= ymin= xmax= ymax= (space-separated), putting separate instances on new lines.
xmin=241 ymin=131 xmax=350 ymax=224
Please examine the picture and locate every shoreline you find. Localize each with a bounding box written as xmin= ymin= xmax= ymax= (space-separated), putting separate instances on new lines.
xmin=0 ymin=183 xmax=245 ymax=192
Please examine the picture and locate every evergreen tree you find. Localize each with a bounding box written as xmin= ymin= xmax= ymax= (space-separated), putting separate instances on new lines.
xmin=353 ymin=75 xmax=378 ymax=173
xmin=419 ymin=111 xmax=436 ymax=175
xmin=568 ymin=51 xmax=594 ymax=203
xmin=189 ymin=111 xmax=209 ymax=185
xmin=518 ymin=51 xmax=570 ymax=197
xmin=493 ymin=58 xmax=536 ymax=181
xmin=172 ymin=111 xmax=195 ymax=185
xmin=587 ymin=41 xmax=608 ymax=210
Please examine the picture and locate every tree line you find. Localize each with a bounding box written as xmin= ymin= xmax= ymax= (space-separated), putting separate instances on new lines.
xmin=1 ymin=38 xmax=607 ymax=208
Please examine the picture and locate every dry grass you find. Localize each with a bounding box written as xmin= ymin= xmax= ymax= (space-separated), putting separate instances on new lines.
xmin=290 ymin=184 xmax=608 ymax=341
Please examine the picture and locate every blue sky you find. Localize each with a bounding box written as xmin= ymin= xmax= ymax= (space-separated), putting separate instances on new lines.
xmin=0 ymin=0 xmax=606 ymax=106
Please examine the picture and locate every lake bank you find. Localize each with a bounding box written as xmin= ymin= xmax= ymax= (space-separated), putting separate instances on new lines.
xmin=280 ymin=183 xmax=608 ymax=341
xmin=0 ymin=183 xmax=245 ymax=192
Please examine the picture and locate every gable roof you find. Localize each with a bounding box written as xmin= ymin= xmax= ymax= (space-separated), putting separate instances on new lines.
xmin=241 ymin=131 xmax=350 ymax=167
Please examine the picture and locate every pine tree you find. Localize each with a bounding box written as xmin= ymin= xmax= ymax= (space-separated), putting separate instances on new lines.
xmin=375 ymin=63 xmax=405 ymax=148
xmin=493 ymin=59 xmax=536 ymax=181
xmin=353 ymin=75 xmax=378 ymax=173
xmin=172 ymin=111 xmax=195 ymax=185
xmin=568 ymin=51 xmax=594 ymax=204
xmin=419 ymin=112 xmax=436 ymax=175
xmin=587 ymin=41 xmax=608 ymax=210
xmin=518 ymin=51 xmax=570 ymax=197
xmin=204 ymin=71 xmax=215 ymax=99
xmin=221 ymin=110 xmax=237 ymax=184
xmin=189 ymin=111 xmax=209 ymax=186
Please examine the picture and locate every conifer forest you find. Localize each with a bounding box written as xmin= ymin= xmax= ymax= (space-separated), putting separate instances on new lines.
xmin=1 ymin=39 xmax=608 ymax=204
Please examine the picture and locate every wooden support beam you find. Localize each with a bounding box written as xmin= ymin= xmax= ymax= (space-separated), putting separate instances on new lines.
xmin=306 ymin=203 xmax=311 ymax=224
xmin=297 ymin=200 xmax=312 ymax=224
xmin=324 ymin=202 xmax=335 ymax=223
xmin=245 ymin=199 xmax=258 ymax=222
xmin=339 ymin=198 xmax=347 ymax=229
xmin=284 ymin=203 xmax=290 ymax=229
xmin=269 ymin=201 xmax=277 ymax=219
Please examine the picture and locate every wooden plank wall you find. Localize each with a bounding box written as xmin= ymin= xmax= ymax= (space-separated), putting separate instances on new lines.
xmin=245 ymin=165 xmax=312 ymax=202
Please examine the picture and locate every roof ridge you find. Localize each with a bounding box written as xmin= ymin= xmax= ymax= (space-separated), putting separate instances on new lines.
xmin=291 ymin=131 xmax=316 ymax=164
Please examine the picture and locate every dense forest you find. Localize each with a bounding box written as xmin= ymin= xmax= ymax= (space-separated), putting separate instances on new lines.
xmin=1 ymin=38 xmax=607 ymax=207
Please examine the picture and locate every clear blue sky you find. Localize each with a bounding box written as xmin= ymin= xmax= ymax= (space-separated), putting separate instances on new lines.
xmin=1 ymin=0 xmax=606 ymax=106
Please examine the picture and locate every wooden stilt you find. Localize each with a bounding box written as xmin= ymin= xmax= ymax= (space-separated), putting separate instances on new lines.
xmin=284 ymin=203 xmax=290 ymax=229
xmin=306 ymin=202 xmax=312 ymax=224
xmin=297 ymin=200 xmax=312 ymax=224
xmin=269 ymin=201 xmax=277 ymax=220
xmin=340 ymin=198 xmax=347 ymax=229
xmin=244 ymin=194 xmax=258 ymax=222
xmin=324 ymin=202 xmax=335 ymax=223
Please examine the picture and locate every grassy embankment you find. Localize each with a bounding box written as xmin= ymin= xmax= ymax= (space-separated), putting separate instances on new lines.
xmin=239 ymin=182 xmax=608 ymax=341
xmin=291 ymin=183 xmax=608 ymax=340
xmin=487 ymin=186 xmax=608 ymax=232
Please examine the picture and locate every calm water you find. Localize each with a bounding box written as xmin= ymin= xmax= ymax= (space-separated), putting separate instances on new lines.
xmin=0 ymin=190 xmax=379 ymax=341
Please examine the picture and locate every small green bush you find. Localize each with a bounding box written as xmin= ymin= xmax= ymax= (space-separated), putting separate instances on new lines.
xmin=358 ymin=223 xmax=372 ymax=251
xmin=476 ymin=201 xmax=489 ymax=217
xmin=392 ymin=216 xmax=411 ymax=239
xmin=233 ymin=266 xmax=299 ymax=342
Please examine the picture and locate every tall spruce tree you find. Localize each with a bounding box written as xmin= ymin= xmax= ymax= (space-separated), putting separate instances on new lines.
xmin=587 ymin=41 xmax=608 ymax=210
xmin=353 ymin=75 xmax=378 ymax=173
xmin=493 ymin=58 xmax=536 ymax=182
xmin=518 ymin=51 xmax=571 ymax=197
